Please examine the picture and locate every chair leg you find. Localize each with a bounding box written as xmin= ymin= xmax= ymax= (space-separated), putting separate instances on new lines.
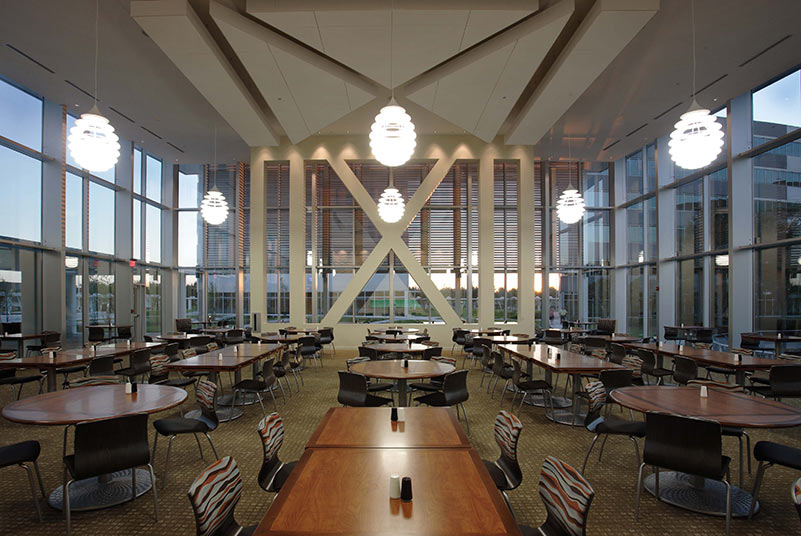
xmin=64 ymin=476 xmax=73 ymax=536
xmin=131 ymin=464 xmax=136 ymax=500
xmin=269 ymin=389 xmax=278 ymax=412
xmin=748 ymin=461 xmax=770 ymax=519
xmin=21 ymin=463 xmax=42 ymax=521
xmin=724 ymin=479 xmax=732 ymax=536
xmin=276 ymin=379 xmax=287 ymax=401
xmin=634 ymin=462 xmax=645 ymax=521
xmin=499 ymin=380 xmax=509 ymax=408
xmin=743 ymin=431 xmax=752 ymax=474
xmin=736 ymin=435 xmax=744 ymax=487
xmin=230 ymin=388 xmax=239 ymax=417
xmin=501 ymin=490 xmax=518 ymax=522
xmin=32 ymin=460 xmax=46 ymax=498
xmin=581 ymin=434 xmax=601 ymax=473
xmin=597 ymin=434 xmax=610 ymax=462
xmin=256 ymin=392 xmax=267 ymax=419
xmin=459 ymin=403 xmax=470 ymax=436
xmin=204 ymin=433 xmax=219 ymax=459
xmin=147 ymin=464 xmax=158 ymax=521
xmin=151 ymin=433 xmax=159 ymax=470
xmin=162 ymin=435 xmax=176 ymax=489
xmin=193 ymin=433 xmax=205 ymax=460
xmin=629 ymin=437 xmax=641 ymax=468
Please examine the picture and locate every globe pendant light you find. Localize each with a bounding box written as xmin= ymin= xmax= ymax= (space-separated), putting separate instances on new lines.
xmin=370 ymin=100 xmax=417 ymax=167
xmin=556 ymin=145 xmax=585 ymax=225
xmin=200 ymin=127 xmax=229 ymax=225
xmin=670 ymin=0 xmax=724 ymax=170
xmin=377 ymin=169 xmax=405 ymax=223
xmin=68 ymin=0 xmax=120 ymax=173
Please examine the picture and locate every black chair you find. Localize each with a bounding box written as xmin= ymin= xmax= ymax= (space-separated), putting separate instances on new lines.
xmin=187 ymin=456 xmax=253 ymax=536
xmin=664 ymin=326 xmax=682 ymax=344
xmin=541 ymin=329 xmax=566 ymax=346
xmin=224 ymin=328 xmax=245 ymax=346
xmin=452 ymin=328 xmax=467 ymax=356
xmin=518 ymin=457 xmax=595 ymax=536
xmin=231 ymin=358 xmax=281 ymax=418
xmin=115 ymin=348 xmax=152 ymax=382
xmin=256 ymin=413 xmax=297 ymax=494
xmin=152 ymin=379 xmax=220 ymax=489
xmin=609 ymin=343 xmax=626 ymax=365
xmin=337 ymin=371 xmax=393 ymax=407
xmin=422 ymin=346 xmax=442 ymax=360
xmin=635 ymin=413 xmax=732 ymax=535
xmin=582 ymin=336 xmax=608 ymax=354
xmin=87 ymin=326 xmax=110 ymax=344
xmin=746 ymin=364 xmax=801 ymax=400
xmin=507 ymin=358 xmax=552 ymax=417
xmin=596 ymin=318 xmax=616 ymax=335
xmin=318 ymin=327 xmax=335 ymax=356
xmin=415 ymin=369 xmax=470 ymax=434
xmin=672 ymin=356 xmax=698 ymax=385
xmin=581 ymin=378 xmax=645 ymax=474
xmin=189 ymin=335 xmax=213 ymax=348
xmin=298 ymin=335 xmax=321 ymax=369
xmin=406 ymin=356 xmax=455 ymax=404
xmin=0 ymin=351 xmax=43 ymax=399
xmin=358 ymin=345 xmax=379 ymax=359
xmin=115 ymin=325 xmax=132 ymax=341
xmin=175 ymin=318 xmax=193 ymax=333
xmin=477 ymin=340 xmax=495 ymax=387
xmin=26 ymin=330 xmax=60 ymax=355
xmin=271 ymin=346 xmax=295 ymax=395
xmin=637 ymin=349 xmax=672 ymax=385
xmin=481 ymin=410 xmax=523 ymax=518
xmin=63 ymin=414 xmax=157 ymax=535
xmin=489 ymin=350 xmax=515 ymax=400
xmin=693 ymin=327 xmax=714 ymax=345
xmin=0 ymin=440 xmax=46 ymax=521
xmin=748 ymin=440 xmax=801 ymax=519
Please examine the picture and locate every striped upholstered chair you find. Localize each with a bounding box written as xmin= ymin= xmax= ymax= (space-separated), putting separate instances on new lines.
xmin=187 ymin=456 xmax=253 ymax=536
xmin=481 ymin=410 xmax=524 ymax=517
xmin=518 ymin=456 xmax=595 ymax=536
xmin=152 ymin=379 xmax=220 ymax=489
xmin=256 ymin=413 xmax=297 ymax=494
xmin=793 ymin=477 xmax=801 ymax=522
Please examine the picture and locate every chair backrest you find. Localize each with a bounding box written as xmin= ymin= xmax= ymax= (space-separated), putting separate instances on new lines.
xmin=71 ymin=413 xmax=150 ymax=480
xmin=664 ymin=326 xmax=680 ymax=340
xmin=596 ymin=319 xmax=616 ymax=335
xmin=621 ymin=354 xmax=643 ymax=379
xmin=41 ymin=331 xmax=61 ymax=345
xmin=346 ymin=356 xmax=370 ymax=370
xmin=1 ymin=321 xmax=21 ymax=334
xmin=608 ymin=343 xmax=626 ymax=365
xmin=131 ymin=348 xmax=152 ymax=373
xmin=358 ymin=346 xmax=378 ymax=360
xmin=636 ymin=349 xmax=657 ymax=374
xmin=117 ymin=326 xmax=132 ymax=339
xmin=261 ymin=357 xmax=276 ymax=385
xmin=494 ymin=410 xmax=523 ymax=489
xmin=740 ymin=334 xmax=761 ymax=351
xmin=583 ymin=337 xmax=607 ymax=351
xmin=165 ymin=343 xmax=180 ymax=360
xmin=175 ymin=318 xmax=192 ymax=332
xmin=148 ymin=353 xmax=171 ymax=383
xmin=88 ymin=326 xmax=106 ymax=342
xmin=257 ymin=413 xmax=284 ymax=490
xmin=195 ymin=379 xmax=219 ymax=429
xmin=180 ymin=347 xmax=198 ymax=359
xmin=190 ymin=336 xmax=213 ymax=348
xmin=443 ymin=369 xmax=469 ymax=405
xmin=225 ymin=329 xmax=244 ymax=341
xmin=584 ymin=380 xmax=608 ymax=429
xmin=599 ymin=369 xmax=634 ymax=391
xmin=538 ymin=456 xmax=595 ymax=536
xmin=89 ymin=355 xmax=116 ymax=376
xmin=423 ymin=346 xmax=442 ymax=359
xmin=431 ymin=356 xmax=457 ymax=367
xmin=299 ymin=336 xmax=316 ymax=353
xmin=187 ymin=456 xmax=244 ymax=536
xmin=206 ymin=342 xmax=219 ymax=352
xmin=672 ymin=356 xmax=698 ymax=385
xmin=643 ymin=412 xmax=724 ymax=480
xmin=694 ymin=328 xmax=714 ymax=343
xmin=473 ymin=338 xmax=490 ymax=358
xmin=337 ymin=371 xmax=369 ymax=406
xmin=769 ymin=364 xmax=801 ymax=396
xmin=480 ymin=341 xmax=494 ymax=367
xmin=491 ymin=350 xmax=507 ymax=374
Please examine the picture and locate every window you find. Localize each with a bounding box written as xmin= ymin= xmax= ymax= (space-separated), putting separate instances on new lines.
xmin=494 ymin=161 xmax=518 ymax=322
xmin=625 ymin=150 xmax=643 ymax=200
xmin=132 ymin=199 xmax=141 ymax=260
xmin=178 ymin=212 xmax=199 ymax=267
xmin=265 ymin=163 xmax=289 ymax=322
xmin=87 ymin=258 xmax=114 ymax=325
xmin=145 ymin=204 xmax=161 ymax=264
xmin=0 ymin=245 xmax=39 ymax=329
xmin=713 ymin=262 xmax=728 ymax=332
xmin=145 ymin=269 xmax=161 ymax=334
xmin=67 ymin=114 xmax=114 ymax=183
xmin=647 ymin=264 xmax=658 ymax=337
xmin=0 ymin=144 xmax=41 ymax=242
xmin=754 ymin=140 xmax=801 ymax=244
xmin=676 ymin=179 xmax=703 ymax=256
xmin=626 ymin=203 xmax=644 ymax=263
xmin=627 ymin=266 xmax=644 ymax=338
xmin=646 ymin=197 xmax=657 ymax=261
xmin=179 ymin=171 xmax=200 ymax=208
xmin=88 ymin=181 xmax=114 ymax=255
xmin=64 ymin=256 xmax=82 ymax=347
xmin=710 ymin=168 xmax=728 ymax=250
xmin=0 ymin=78 xmax=42 ymax=150
xmin=753 ymin=70 xmax=801 ymax=148
xmin=133 ymin=148 xmax=142 ymax=195
xmin=208 ymin=271 xmax=236 ymax=323
xmin=146 ymin=155 xmax=162 ymax=203
xmin=676 ymin=258 xmax=703 ymax=326
xmin=585 ymin=269 xmax=610 ymax=322
xmin=181 ymin=272 xmax=200 ymax=320
xmin=645 ymin=144 xmax=656 ymax=193
xmin=755 ymin=245 xmax=801 ymax=331
xmin=65 ymin=172 xmax=83 ymax=249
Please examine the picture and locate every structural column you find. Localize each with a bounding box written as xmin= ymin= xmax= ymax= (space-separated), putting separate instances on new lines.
xmin=249 ymin=150 xmax=266 ymax=332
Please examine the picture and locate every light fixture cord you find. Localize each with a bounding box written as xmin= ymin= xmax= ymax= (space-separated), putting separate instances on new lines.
xmin=390 ymin=0 xmax=394 ymax=100
xmin=212 ymin=125 xmax=218 ymax=189
xmin=691 ymin=0 xmax=697 ymax=99
xmin=93 ymin=0 xmax=99 ymax=105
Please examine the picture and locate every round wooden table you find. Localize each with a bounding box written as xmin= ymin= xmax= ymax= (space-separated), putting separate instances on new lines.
xmin=3 ymin=384 xmax=186 ymax=512
xmin=486 ymin=335 xmax=531 ymax=345
xmin=371 ymin=342 xmax=430 ymax=355
xmin=350 ymin=359 xmax=455 ymax=407
xmin=371 ymin=328 xmax=420 ymax=334
xmin=611 ymin=386 xmax=801 ymax=518
xmin=371 ymin=333 xmax=421 ymax=342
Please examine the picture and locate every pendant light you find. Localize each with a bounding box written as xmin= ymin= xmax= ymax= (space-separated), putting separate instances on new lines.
xmin=373 ymin=1 xmax=415 ymax=222
xmin=67 ymin=0 xmax=120 ymax=173
xmin=556 ymin=140 xmax=585 ymax=225
xmin=669 ymin=0 xmax=724 ymax=170
xmin=200 ymin=126 xmax=229 ymax=225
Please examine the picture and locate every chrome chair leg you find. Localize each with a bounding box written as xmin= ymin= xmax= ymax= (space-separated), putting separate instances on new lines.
xmin=501 ymin=490 xmax=517 ymax=521
xmin=634 ymin=462 xmax=645 ymax=521
xmin=193 ymin=433 xmax=205 ymax=460
xmin=21 ymin=463 xmax=42 ymax=521
xmin=204 ymin=433 xmax=219 ymax=459
xmin=147 ymin=463 xmax=158 ymax=521
xmin=748 ymin=461 xmax=770 ymax=519
xmin=63 ymin=476 xmax=73 ymax=536
xmin=162 ymin=435 xmax=176 ymax=489
xmin=269 ymin=388 xmax=278 ymax=412
xmin=32 ymin=460 xmax=46 ymax=498
xmin=597 ymin=435 xmax=610 ymax=462
xmin=582 ymin=434 xmax=601 ymax=473
xmin=459 ymin=403 xmax=470 ymax=436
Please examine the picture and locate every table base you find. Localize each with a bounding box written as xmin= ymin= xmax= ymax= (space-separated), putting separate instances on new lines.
xmin=523 ymin=392 xmax=572 ymax=409
xmin=643 ymin=471 xmax=758 ymax=518
xmin=185 ymin=407 xmax=243 ymax=423
xmin=48 ymin=469 xmax=152 ymax=512
xmin=217 ymin=392 xmax=260 ymax=407
xmin=545 ymin=408 xmax=586 ymax=427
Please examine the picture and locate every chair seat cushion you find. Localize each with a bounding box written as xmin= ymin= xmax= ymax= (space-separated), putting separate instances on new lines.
xmin=367 ymin=382 xmax=393 ymax=392
xmin=707 ymin=366 xmax=735 ymax=375
xmin=482 ymin=459 xmax=509 ymax=490
xmin=749 ymin=376 xmax=770 ymax=386
xmin=649 ymin=367 xmax=673 ymax=376
xmin=365 ymin=393 xmax=393 ymax=407
xmin=746 ymin=385 xmax=773 ymax=396
xmin=56 ymin=365 xmax=86 ymax=374
xmin=721 ymin=426 xmax=744 ymax=437
xmin=232 ymin=379 xmax=266 ymax=391
xmin=754 ymin=441 xmax=801 ymax=470
xmin=271 ymin=460 xmax=297 ymax=492
xmin=517 ymin=525 xmax=539 ymax=536
xmin=153 ymin=417 xmax=211 ymax=435
xmin=414 ymin=392 xmax=447 ymax=406
xmin=408 ymin=381 xmax=441 ymax=392
xmin=0 ymin=440 xmax=40 ymax=467
xmin=596 ymin=417 xmax=646 ymax=438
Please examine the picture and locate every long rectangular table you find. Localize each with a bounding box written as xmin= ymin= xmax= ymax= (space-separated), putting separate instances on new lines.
xmin=623 ymin=342 xmax=793 ymax=384
xmin=0 ymin=341 xmax=167 ymax=392
xmin=740 ymin=332 xmax=801 ymax=357
xmin=501 ymin=343 xmax=625 ymax=426
xmin=0 ymin=332 xmax=45 ymax=356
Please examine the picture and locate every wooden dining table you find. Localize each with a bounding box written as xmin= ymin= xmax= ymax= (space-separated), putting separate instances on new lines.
xmin=371 ymin=342 xmax=430 ymax=355
xmin=370 ymin=327 xmax=421 ymax=334
xmin=259 ymin=333 xmax=304 ymax=344
xmin=623 ymin=342 xmax=794 ymax=385
xmin=306 ymin=407 xmax=470 ymax=449
xmin=2 ymin=384 xmax=186 ymax=512
xmin=165 ymin=343 xmax=282 ymax=421
xmin=255 ymin=448 xmax=519 ymax=535
xmin=502 ymin=344 xmax=625 ymax=426
xmin=0 ymin=332 xmax=45 ymax=356
xmin=485 ymin=335 xmax=532 ymax=345
xmin=741 ymin=332 xmax=801 ymax=357
xmin=349 ymin=359 xmax=455 ymax=407
xmin=611 ymin=385 xmax=801 ymax=518
xmin=370 ymin=333 xmax=422 ymax=342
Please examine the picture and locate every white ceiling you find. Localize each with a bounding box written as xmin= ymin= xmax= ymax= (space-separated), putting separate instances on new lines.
xmin=2 ymin=0 xmax=800 ymax=163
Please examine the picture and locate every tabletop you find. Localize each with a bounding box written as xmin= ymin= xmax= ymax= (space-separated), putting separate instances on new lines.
xmin=370 ymin=328 xmax=421 ymax=334
xmin=371 ymin=333 xmax=421 ymax=342
xmin=585 ymin=333 xmax=640 ymax=343
xmin=469 ymin=329 xmax=505 ymax=335
xmin=610 ymin=386 xmax=801 ymax=428
xmin=306 ymin=407 xmax=470 ymax=449
xmin=283 ymin=328 xmax=320 ymax=335
xmin=665 ymin=325 xmax=707 ymax=330
xmin=486 ymin=335 xmax=532 ymax=344
xmin=254 ymin=447 xmax=521 ymax=536
xmin=158 ymin=333 xmax=207 ymax=341
xmin=502 ymin=344 xmax=625 ymax=374
xmin=350 ymin=359 xmax=455 ymax=380
xmin=740 ymin=332 xmax=801 ymax=343
xmin=62 ymin=341 xmax=166 ymax=358
xmin=165 ymin=344 xmax=281 ymax=372
xmin=259 ymin=334 xmax=304 ymax=344
xmin=624 ymin=342 xmax=793 ymax=370
xmin=0 ymin=352 xmax=95 ymax=370
xmin=372 ymin=343 xmax=430 ymax=354
xmin=2 ymin=384 xmax=187 ymax=425
xmin=0 ymin=332 xmax=45 ymax=341
xmin=215 ymin=343 xmax=283 ymax=358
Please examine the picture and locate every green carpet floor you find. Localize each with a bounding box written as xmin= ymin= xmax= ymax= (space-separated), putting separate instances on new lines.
xmin=1 ymin=349 xmax=800 ymax=535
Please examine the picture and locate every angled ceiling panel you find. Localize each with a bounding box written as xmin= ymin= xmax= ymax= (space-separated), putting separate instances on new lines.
xmin=406 ymin=1 xmax=573 ymax=142
xmin=131 ymin=0 xmax=278 ymax=146
xmin=506 ymin=0 xmax=659 ymax=146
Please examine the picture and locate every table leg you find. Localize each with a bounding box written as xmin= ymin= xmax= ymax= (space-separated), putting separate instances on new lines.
xmin=643 ymin=471 xmax=757 ymax=518
xmin=735 ymin=370 xmax=746 ymax=386
xmin=546 ymin=373 xmax=586 ymax=427
xmin=775 ymin=340 xmax=784 ymax=358
xmin=397 ymin=379 xmax=408 ymax=407
xmin=46 ymin=370 xmax=57 ymax=392
xmin=18 ymin=340 xmax=24 ymax=357
xmin=48 ymin=469 xmax=153 ymax=512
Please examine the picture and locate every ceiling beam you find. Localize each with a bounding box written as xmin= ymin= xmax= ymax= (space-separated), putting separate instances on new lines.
xmin=247 ymin=0 xmax=538 ymax=12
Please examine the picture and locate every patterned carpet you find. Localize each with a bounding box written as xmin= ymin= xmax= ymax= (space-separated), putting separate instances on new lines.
xmin=1 ymin=349 xmax=800 ymax=535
